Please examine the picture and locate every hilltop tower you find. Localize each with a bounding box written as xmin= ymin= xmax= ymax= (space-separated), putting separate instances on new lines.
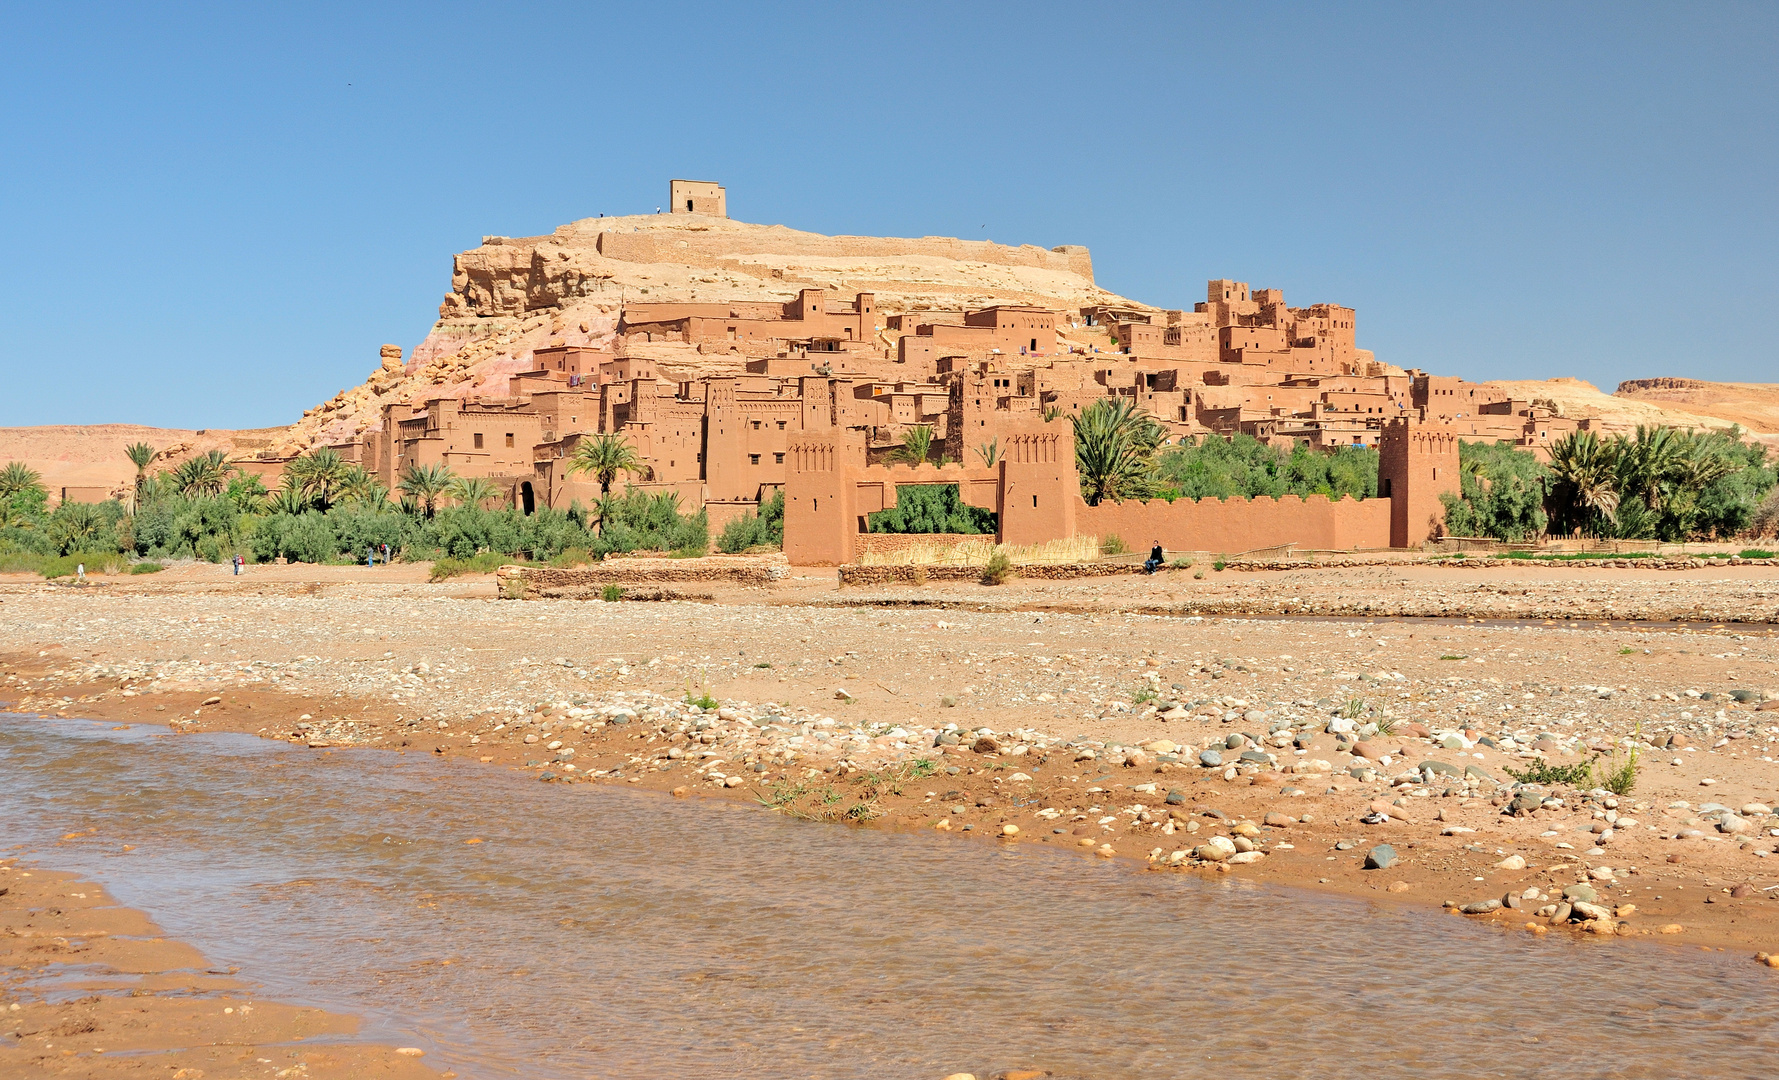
xmin=669 ymin=179 xmax=726 ymax=216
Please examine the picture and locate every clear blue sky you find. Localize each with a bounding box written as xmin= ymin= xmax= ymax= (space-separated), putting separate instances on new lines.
xmin=2 ymin=1 xmax=1774 ymax=429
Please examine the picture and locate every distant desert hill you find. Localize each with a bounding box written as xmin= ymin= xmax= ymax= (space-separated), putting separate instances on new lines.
xmin=0 ymin=425 xmax=287 ymax=502
xmin=1479 ymin=377 xmax=1779 ymax=447
xmin=1612 ymin=378 xmax=1779 ymax=438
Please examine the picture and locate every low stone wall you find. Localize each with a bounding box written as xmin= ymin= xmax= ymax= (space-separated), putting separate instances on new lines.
xmin=498 ymin=555 xmax=789 ymax=593
xmin=1218 ymin=555 xmax=1778 ymax=572
xmin=838 ymin=561 xmax=1136 ymax=586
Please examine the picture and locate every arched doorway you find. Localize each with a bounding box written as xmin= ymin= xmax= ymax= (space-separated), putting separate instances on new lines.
xmin=519 ymin=481 xmax=535 ymax=515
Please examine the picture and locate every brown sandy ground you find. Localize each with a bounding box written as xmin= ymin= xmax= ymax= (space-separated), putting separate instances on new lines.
xmin=0 ymin=861 xmax=444 ymax=1080
xmin=3 ymin=559 xmax=1779 ymax=970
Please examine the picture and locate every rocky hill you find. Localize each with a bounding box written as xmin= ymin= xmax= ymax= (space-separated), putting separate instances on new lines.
xmin=276 ymin=212 xmax=1140 ymax=456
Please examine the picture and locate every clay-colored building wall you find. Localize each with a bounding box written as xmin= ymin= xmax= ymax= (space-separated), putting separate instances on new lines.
xmin=1076 ymin=492 xmax=1392 ymax=553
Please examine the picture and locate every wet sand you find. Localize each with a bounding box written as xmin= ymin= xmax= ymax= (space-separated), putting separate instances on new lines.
xmin=4 ymin=559 xmax=1779 ymax=963
xmin=0 ymin=860 xmax=443 ymax=1079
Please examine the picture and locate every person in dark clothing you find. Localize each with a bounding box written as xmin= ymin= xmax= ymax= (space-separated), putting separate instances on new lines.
xmin=1144 ymin=539 xmax=1165 ymax=574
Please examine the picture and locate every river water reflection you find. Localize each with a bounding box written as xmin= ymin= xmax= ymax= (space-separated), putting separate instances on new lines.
xmin=2 ymin=716 xmax=1774 ymax=1079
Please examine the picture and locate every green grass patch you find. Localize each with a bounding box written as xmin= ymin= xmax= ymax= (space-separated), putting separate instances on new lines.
xmin=549 ymin=547 xmax=595 ymax=568
xmin=429 ymin=552 xmax=513 ymax=581
xmin=40 ymin=551 xmax=130 ymax=578
xmin=1438 ymin=654 xmax=1468 ymax=660
xmin=0 ymin=551 xmax=51 ymax=575
xmin=1739 ymin=548 xmax=1776 ymax=559
xmin=600 ymin=584 xmax=625 ymax=602
xmin=129 ymin=562 xmax=164 ymax=574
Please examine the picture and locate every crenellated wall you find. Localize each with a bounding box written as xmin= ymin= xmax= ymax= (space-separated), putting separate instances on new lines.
xmin=784 ymin=410 xmax=1453 ymax=564
xmin=1075 ymin=493 xmax=1391 ymax=554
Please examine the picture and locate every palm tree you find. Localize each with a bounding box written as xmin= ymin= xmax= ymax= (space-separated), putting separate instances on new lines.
xmin=889 ymin=424 xmax=935 ymax=464
xmin=446 ymin=475 xmax=503 ymax=510
xmin=566 ymin=434 xmax=641 ymax=496
xmin=170 ymin=450 xmax=233 ymax=498
xmin=589 ymin=492 xmax=621 ymax=537
xmin=397 ymin=462 xmax=455 ymax=518
xmin=286 ymin=447 xmax=349 ymax=511
xmin=1071 ymin=398 xmax=1162 ymax=505
xmin=0 ymin=461 xmax=47 ymax=528
xmin=1612 ymin=426 xmax=1679 ymax=518
xmin=0 ymin=461 xmax=44 ymax=501
xmin=263 ymin=477 xmax=310 ymax=515
xmin=336 ymin=465 xmax=389 ymax=508
xmin=975 ymin=439 xmax=1001 ymax=468
xmin=48 ymin=501 xmax=107 ymax=554
xmin=1546 ymin=430 xmax=1620 ymax=536
xmin=125 ymin=443 xmax=157 ymax=500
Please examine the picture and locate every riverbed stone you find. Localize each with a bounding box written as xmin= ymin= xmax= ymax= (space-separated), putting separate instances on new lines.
xmin=1199 ymin=749 xmax=1223 ymax=767
xmin=1365 ymin=844 xmax=1398 ymax=870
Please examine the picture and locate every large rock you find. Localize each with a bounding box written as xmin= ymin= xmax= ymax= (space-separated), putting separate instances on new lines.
xmin=1365 ymin=844 xmax=1398 ymax=870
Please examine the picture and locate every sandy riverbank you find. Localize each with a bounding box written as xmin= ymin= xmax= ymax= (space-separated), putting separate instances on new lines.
xmin=4 ymin=560 xmax=1779 ymax=963
xmin=0 ymin=860 xmax=443 ymax=1079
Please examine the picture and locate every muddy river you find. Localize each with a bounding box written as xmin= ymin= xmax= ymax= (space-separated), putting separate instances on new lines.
xmin=3 ymin=716 xmax=1775 ymax=1079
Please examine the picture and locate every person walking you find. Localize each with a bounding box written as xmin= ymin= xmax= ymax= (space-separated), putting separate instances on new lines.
xmin=1143 ymin=539 xmax=1165 ymax=574
xmin=232 ymin=553 xmax=242 ymax=576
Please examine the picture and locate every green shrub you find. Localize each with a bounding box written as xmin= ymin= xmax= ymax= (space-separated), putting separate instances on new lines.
xmin=1439 ymin=441 xmax=1550 ymax=541
xmin=865 ymin=484 xmax=995 ymax=535
xmin=717 ymin=490 xmax=785 ymax=553
xmin=1154 ymin=434 xmax=1378 ymax=501
xmin=601 ymin=583 xmax=625 ymax=602
xmin=1100 ymin=534 xmax=1128 ymax=555
xmin=981 ymin=550 xmax=1014 ymax=585
xmin=1503 ymin=758 xmax=1597 ymax=786
xmin=130 ymin=562 xmax=164 ymax=574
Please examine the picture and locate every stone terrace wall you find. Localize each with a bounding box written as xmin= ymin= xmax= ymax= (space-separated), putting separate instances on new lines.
xmin=1076 ymin=493 xmax=1391 ymax=554
xmin=838 ymin=562 xmax=1135 ymax=586
xmin=499 ymin=555 xmax=789 ymax=590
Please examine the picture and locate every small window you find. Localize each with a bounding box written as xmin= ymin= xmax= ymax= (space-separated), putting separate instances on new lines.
xmin=774 ymin=452 xmax=784 ymax=464
xmin=505 ymin=433 xmax=514 ymax=448
xmin=473 ymin=433 xmax=484 ymax=449
xmin=750 ymin=454 xmax=760 ymax=465
xmin=776 ymin=420 xmax=786 ymax=429
xmin=752 ymin=420 xmax=761 ymax=429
